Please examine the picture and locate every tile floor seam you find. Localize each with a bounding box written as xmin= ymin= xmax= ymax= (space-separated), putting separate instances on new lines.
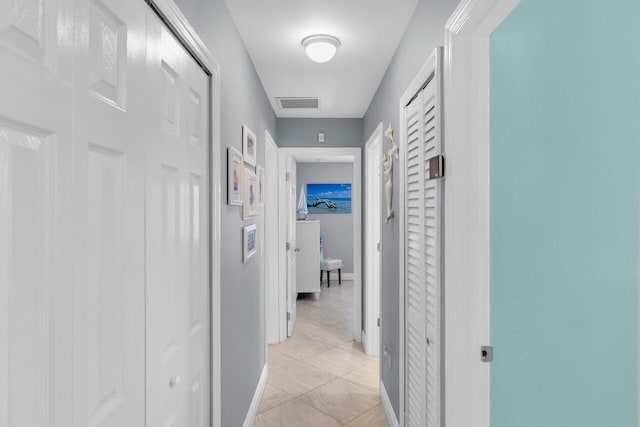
xmin=257 ymin=281 xmax=384 ymax=427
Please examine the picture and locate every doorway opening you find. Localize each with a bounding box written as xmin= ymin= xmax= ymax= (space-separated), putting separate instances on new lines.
xmin=272 ymin=147 xmax=362 ymax=343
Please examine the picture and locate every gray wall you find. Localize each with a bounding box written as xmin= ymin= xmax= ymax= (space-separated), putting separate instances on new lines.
xmin=362 ymin=0 xmax=461 ymax=420
xmin=277 ymin=118 xmax=363 ymax=147
xmin=172 ymin=1 xmax=276 ymax=425
xmin=297 ymin=163 xmax=354 ymax=273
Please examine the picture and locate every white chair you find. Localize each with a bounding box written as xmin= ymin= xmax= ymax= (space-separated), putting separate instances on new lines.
xmin=320 ymin=240 xmax=342 ymax=287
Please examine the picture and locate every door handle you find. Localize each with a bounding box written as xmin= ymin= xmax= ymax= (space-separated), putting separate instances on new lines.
xmin=294 ymin=248 xmax=301 ymax=252
xmin=169 ymin=375 xmax=181 ymax=388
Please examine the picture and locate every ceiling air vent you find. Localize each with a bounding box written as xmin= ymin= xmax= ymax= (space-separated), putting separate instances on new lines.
xmin=276 ymin=97 xmax=319 ymax=110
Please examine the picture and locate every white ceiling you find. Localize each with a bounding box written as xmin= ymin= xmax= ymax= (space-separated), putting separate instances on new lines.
xmin=224 ymin=0 xmax=419 ymax=118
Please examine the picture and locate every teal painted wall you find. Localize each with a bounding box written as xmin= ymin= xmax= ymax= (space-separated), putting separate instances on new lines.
xmin=490 ymin=1 xmax=639 ymax=426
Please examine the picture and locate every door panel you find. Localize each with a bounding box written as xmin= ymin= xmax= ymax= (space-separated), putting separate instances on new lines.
xmin=0 ymin=1 xmax=74 ymax=425
xmin=73 ymin=0 xmax=148 ymax=425
xmin=146 ymin=12 xmax=210 ymax=427
xmin=404 ymin=49 xmax=443 ymax=427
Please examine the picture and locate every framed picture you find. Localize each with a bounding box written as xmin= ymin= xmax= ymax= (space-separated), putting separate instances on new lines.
xmin=256 ymin=165 xmax=265 ymax=206
xmin=243 ymin=166 xmax=258 ymax=219
xmin=227 ymin=146 xmax=243 ymax=205
xmin=243 ymin=224 xmax=257 ymax=263
xmin=306 ymin=183 xmax=352 ymax=214
xmin=242 ymin=124 xmax=257 ymax=167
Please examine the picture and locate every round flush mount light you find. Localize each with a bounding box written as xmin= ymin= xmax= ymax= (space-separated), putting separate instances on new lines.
xmin=301 ymin=35 xmax=340 ymax=63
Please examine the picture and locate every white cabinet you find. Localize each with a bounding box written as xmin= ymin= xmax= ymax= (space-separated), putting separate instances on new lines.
xmin=296 ymin=221 xmax=321 ymax=294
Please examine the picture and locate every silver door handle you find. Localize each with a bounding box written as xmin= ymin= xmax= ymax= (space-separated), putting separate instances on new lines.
xmin=294 ymin=248 xmax=301 ymax=252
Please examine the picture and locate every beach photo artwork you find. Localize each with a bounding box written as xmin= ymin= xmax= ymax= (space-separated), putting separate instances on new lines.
xmin=306 ymin=183 xmax=352 ymax=214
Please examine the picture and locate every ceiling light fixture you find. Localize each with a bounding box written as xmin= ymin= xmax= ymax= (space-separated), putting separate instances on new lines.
xmin=301 ymin=35 xmax=340 ymax=63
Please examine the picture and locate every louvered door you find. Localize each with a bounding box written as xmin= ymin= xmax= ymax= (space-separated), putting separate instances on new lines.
xmin=404 ymin=47 xmax=443 ymax=427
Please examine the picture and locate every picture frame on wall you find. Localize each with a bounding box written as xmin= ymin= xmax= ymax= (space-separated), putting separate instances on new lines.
xmin=243 ymin=166 xmax=258 ymax=219
xmin=242 ymin=124 xmax=257 ymax=167
xmin=227 ymin=146 xmax=243 ymax=206
xmin=256 ymin=165 xmax=265 ymax=206
xmin=243 ymin=224 xmax=257 ymax=263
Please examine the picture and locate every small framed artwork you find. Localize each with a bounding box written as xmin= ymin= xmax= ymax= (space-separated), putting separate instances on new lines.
xmin=242 ymin=124 xmax=257 ymax=167
xmin=243 ymin=224 xmax=257 ymax=263
xmin=256 ymin=165 xmax=265 ymax=206
xmin=227 ymin=146 xmax=243 ymax=205
xmin=243 ymin=166 xmax=258 ymax=219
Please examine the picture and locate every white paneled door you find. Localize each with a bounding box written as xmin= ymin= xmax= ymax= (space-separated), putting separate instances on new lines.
xmin=403 ymin=48 xmax=443 ymax=427
xmin=0 ymin=0 xmax=75 ymax=425
xmin=0 ymin=1 xmax=211 ymax=426
xmin=145 ymin=12 xmax=210 ymax=427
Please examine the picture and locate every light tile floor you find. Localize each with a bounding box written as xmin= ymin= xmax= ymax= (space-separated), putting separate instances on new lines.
xmin=254 ymin=281 xmax=389 ymax=427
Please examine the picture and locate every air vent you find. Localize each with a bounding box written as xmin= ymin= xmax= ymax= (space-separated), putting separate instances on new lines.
xmin=276 ymin=97 xmax=319 ymax=109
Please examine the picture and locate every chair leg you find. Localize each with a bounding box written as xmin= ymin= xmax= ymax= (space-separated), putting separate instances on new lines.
xmin=327 ymin=270 xmax=331 ymax=287
xmin=338 ymin=268 xmax=341 ymax=285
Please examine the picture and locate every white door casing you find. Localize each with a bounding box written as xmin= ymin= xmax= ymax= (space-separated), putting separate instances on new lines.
xmin=286 ymin=155 xmax=298 ymax=336
xmin=399 ymin=47 xmax=443 ymax=427
xmin=364 ymin=123 xmax=383 ymax=356
xmin=443 ymin=1 xmax=520 ymax=426
xmin=277 ymin=147 xmax=362 ymax=343
xmin=264 ymin=131 xmax=279 ymax=345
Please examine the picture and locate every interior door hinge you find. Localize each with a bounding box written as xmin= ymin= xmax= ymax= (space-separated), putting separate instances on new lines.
xmin=481 ymin=346 xmax=493 ymax=362
xmin=377 ymin=242 xmax=381 ymax=252
xmin=428 ymin=154 xmax=445 ymax=180
xmin=286 ymin=242 xmax=291 ymax=251
xmin=287 ymin=312 xmax=291 ymax=321
xmin=286 ymin=172 xmax=290 ymax=181
xmin=377 ymin=317 xmax=381 ymax=327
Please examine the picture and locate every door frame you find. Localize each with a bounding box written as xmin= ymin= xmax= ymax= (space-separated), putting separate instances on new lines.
xmin=442 ymin=0 xmax=519 ymax=426
xmin=147 ymin=1 xmax=222 ymax=425
xmin=276 ymin=147 xmax=362 ymax=342
xmin=264 ymin=131 xmax=279 ymax=344
xmin=364 ymin=123 xmax=383 ymax=356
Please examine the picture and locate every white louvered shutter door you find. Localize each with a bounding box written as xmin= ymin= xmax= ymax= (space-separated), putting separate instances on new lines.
xmin=404 ymin=93 xmax=427 ymax=427
xmin=422 ymin=69 xmax=442 ymax=427
xmin=404 ymin=47 xmax=443 ymax=427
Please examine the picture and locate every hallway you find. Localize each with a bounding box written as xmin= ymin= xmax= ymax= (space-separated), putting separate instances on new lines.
xmin=254 ymin=281 xmax=388 ymax=426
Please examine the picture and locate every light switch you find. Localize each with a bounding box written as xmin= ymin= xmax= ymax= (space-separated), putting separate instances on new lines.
xmin=318 ymin=132 xmax=325 ymax=143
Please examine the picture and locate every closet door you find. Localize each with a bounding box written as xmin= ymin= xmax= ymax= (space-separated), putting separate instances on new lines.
xmin=404 ymin=91 xmax=427 ymax=427
xmin=0 ymin=1 xmax=74 ymax=426
xmin=404 ymin=48 xmax=443 ymax=427
xmin=145 ymin=11 xmax=210 ymax=427
xmin=72 ymin=0 xmax=148 ymax=425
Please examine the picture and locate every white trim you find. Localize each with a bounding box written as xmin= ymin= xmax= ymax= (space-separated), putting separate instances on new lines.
xmin=364 ymin=123 xmax=383 ymax=356
xmin=443 ymin=1 xmax=519 ymax=426
xmin=320 ymin=272 xmax=355 ymax=282
xmin=264 ymin=131 xmax=280 ymax=344
xmin=278 ymin=147 xmax=362 ymax=342
xmin=242 ymin=364 xmax=268 ymax=427
xmin=398 ymin=49 xmax=440 ymax=427
xmin=381 ymin=380 xmax=400 ymax=427
xmin=147 ymin=2 xmax=222 ymax=426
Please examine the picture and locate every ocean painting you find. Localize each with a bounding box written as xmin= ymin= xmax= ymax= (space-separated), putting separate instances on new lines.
xmin=306 ymin=183 xmax=351 ymax=214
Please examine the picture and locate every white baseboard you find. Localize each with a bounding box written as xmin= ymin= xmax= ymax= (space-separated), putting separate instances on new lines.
xmin=381 ymin=380 xmax=400 ymax=427
xmin=321 ymin=272 xmax=354 ymax=283
xmin=243 ymin=364 xmax=268 ymax=427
